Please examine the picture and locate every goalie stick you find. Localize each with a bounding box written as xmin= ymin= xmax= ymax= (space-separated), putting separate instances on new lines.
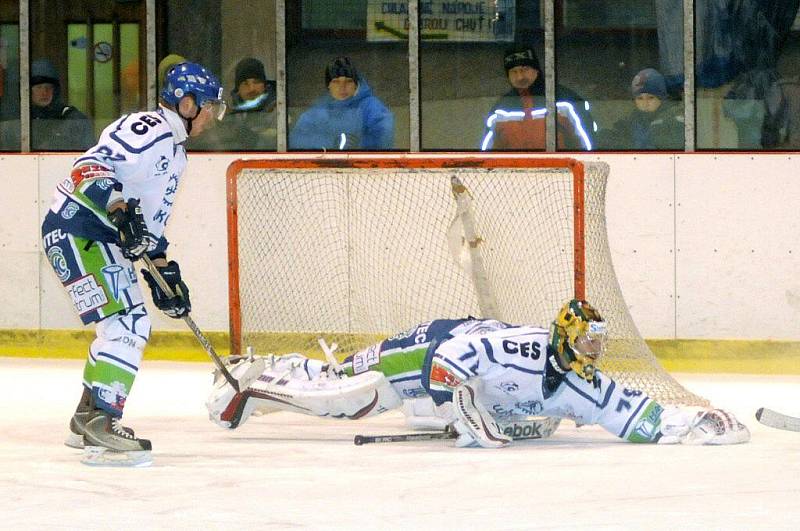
xmin=755 ymin=407 xmax=800 ymax=432
xmin=142 ymin=255 xmax=242 ymax=392
xmin=354 ymin=417 xmax=560 ymax=446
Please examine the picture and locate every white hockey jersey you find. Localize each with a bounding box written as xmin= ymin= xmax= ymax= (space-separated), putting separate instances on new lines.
xmin=48 ymin=105 xmax=188 ymax=250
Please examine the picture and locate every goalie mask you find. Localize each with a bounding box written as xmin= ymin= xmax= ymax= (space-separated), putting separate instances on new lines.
xmin=549 ymin=299 xmax=607 ymax=382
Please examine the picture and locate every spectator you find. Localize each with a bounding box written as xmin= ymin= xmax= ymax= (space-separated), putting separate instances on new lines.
xmin=481 ymin=47 xmax=594 ymax=151
xmin=222 ymin=57 xmax=277 ymax=149
xmin=30 ymin=58 xmax=93 ymax=151
xmin=289 ymin=56 xmax=394 ymax=150
xmin=599 ymin=68 xmax=684 ymax=150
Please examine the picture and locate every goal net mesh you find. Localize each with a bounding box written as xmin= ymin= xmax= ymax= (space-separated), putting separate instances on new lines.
xmin=228 ymin=157 xmax=707 ymax=406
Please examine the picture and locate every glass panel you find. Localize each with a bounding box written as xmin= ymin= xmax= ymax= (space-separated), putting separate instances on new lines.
xmin=0 ymin=21 xmax=20 ymax=151
xmin=696 ymin=3 xmax=800 ymax=150
xmin=558 ymin=0 xmax=683 ymax=151
xmin=166 ymin=0 xmax=277 ymax=151
xmin=287 ymin=0 xmax=406 ymax=151
xmin=120 ymin=24 xmax=140 ymax=116
xmin=67 ymin=24 xmax=88 ymax=117
xmin=421 ymin=0 xmax=539 ymax=151
xmin=92 ymin=24 xmax=115 ymax=138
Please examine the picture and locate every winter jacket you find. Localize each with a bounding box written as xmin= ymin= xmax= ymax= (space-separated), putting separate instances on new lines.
xmin=481 ymin=86 xmax=594 ymax=151
xmin=30 ymin=58 xmax=94 ymax=151
xmin=289 ymin=78 xmax=394 ymax=150
xmin=190 ymin=80 xmax=277 ymax=151
xmin=599 ymin=101 xmax=684 ymax=150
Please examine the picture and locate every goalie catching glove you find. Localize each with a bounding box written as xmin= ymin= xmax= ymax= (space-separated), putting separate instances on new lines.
xmin=107 ymin=197 xmax=157 ymax=261
xmin=141 ymin=260 xmax=191 ymax=318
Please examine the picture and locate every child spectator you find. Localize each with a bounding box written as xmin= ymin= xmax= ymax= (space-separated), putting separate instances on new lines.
xmin=289 ymin=57 xmax=394 ymax=150
xmin=599 ymin=68 xmax=684 ymax=150
xmin=30 ymin=58 xmax=93 ymax=151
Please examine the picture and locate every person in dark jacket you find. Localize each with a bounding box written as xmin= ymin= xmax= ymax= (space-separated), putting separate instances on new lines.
xmin=289 ymin=57 xmax=394 ymax=150
xmin=481 ymin=47 xmax=594 ymax=151
xmin=599 ymin=68 xmax=684 ymax=150
xmin=30 ymin=58 xmax=93 ymax=151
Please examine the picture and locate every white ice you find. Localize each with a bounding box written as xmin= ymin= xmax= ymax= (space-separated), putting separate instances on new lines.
xmin=1 ymin=357 xmax=799 ymax=530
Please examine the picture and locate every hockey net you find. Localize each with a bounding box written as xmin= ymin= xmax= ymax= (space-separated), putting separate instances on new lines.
xmin=227 ymin=154 xmax=707 ymax=406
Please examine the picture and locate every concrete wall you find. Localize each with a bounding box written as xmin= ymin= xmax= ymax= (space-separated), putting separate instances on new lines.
xmin=2 ymin=152 xmax=798 ymax=340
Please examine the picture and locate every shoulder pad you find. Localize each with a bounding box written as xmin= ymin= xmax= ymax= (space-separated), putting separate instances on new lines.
xmin=104 ymin=112 xmax=174 ymax=154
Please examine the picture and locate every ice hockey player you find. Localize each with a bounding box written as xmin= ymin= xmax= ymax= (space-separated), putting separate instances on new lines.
xmin=41 ymin=62 xmax=226 ymax=466
xmin=207 ymin=299 xmax=750 ymax=448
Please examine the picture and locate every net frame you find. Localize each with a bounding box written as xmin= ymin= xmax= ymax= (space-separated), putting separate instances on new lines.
xmin=226 ymin=154 xmax=708 ymax=406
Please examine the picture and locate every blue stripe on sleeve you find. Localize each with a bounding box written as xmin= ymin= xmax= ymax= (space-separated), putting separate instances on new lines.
xmin=618 ymin=397 xmax=650 ymax=438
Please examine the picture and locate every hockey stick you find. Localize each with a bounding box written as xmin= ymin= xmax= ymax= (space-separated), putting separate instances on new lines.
xmin=142 ymin=255 xmax=240 ymax=392
xmin=755 ymin=407 xmax=800 ymax=432
xmin=353 ymin=417 xmax=560 ymax=446
xmin=354 ymin=430 xmax=456 ymax=446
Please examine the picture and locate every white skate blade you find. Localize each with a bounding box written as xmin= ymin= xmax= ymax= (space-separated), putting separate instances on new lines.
xmin=64 ymin=432 xmax=84 ymax=449
xmin=81 ymin=446 xmax=153 ymax=468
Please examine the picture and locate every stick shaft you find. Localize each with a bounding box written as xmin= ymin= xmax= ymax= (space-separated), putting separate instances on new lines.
xmin=141 ymin=255 xmax=240 ymax=392
xmin=354 ymin=431 xmax=456 ymax=445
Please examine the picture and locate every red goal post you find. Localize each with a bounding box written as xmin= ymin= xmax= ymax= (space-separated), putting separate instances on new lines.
xmin=225 ymin=153 xmax=707 ymax=407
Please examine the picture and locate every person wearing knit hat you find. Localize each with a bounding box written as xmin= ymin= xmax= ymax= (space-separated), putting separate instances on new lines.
xmin=29 ymin=58 xmax=93 ymax=151
xmin=481 ymin=46 xmax=594 ymax=151
xmin=597 ymin=67 xmax=683 ymax=150
xmin=189 ymin=56 xmax=277 ymax=151
xmin=631 ymin=68 xmax=668 ymax=112
xmin=289 ymin=56 xmax=393 ymax=150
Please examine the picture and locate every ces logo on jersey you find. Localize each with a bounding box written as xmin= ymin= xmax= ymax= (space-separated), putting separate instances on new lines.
xmin=502 ymin=339 xmax=542 ymax=359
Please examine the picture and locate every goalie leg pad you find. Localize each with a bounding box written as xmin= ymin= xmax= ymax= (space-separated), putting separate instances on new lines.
xmin=402 ymin=397 xmax=451 ymax=431
xmin=452 ymin=382 xmax=511 ymax=449
xmin=206 ymin=356 xmax=267 ymax=429
xmin=246 ymin=368 xmax=402 ymax=419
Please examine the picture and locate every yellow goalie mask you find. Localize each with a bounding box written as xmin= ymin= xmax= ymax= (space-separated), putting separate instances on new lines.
xmin=549 ymin=299 xmax=607 ymax=382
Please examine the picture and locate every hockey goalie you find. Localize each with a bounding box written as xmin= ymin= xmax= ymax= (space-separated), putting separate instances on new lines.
xmin=206 ymin=299 xmax=750 ymax=448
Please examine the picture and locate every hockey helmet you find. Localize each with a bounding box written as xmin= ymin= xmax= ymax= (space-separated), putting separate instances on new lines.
xmin=161 ymin=62 xmax=226 ymax=120
xmin=550 ymin=299 xmax=607 ymax=380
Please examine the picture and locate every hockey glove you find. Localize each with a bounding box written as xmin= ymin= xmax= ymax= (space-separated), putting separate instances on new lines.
xmin=108 ymin=198 xmax=155 ymax=261
xmin=141 ymin=260 xmax=191 ymax=318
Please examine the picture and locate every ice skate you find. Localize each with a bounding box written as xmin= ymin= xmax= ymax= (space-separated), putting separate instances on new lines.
xmin=81 ymin=409 xmax=152 ymax=467
xmin=65 ymin=388 xmax=135 ymax=449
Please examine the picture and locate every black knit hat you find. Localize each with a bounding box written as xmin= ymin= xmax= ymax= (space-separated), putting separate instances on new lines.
xmin=325 ymin=56 xmax=359 ymax=86
xmin=235 ymin=57 xmax=267 ymax=87
xmin=503 ymin=47 xmax=540 ymax=73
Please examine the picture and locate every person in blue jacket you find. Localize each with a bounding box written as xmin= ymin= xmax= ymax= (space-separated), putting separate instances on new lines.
xmin=290 ymin=56 xmax=394 ymax=150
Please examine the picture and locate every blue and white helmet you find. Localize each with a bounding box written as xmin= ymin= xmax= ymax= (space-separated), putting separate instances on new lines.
xmin=161 ymin=62 xmax=225 ymax=118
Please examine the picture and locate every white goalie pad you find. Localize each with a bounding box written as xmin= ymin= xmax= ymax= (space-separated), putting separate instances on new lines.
xmin=207 ymin=353 xmax=403 ymax=429
xmin=247 ymin=368 xmax=402 ymax=420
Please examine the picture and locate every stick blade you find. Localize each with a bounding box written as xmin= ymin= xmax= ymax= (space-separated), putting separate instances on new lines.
xmin=756 ymin=407 xmax=800 ymax=432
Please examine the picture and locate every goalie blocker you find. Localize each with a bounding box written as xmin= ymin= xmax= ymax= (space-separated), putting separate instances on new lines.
xmin=206 ymin=301 xmax=750 ymax=448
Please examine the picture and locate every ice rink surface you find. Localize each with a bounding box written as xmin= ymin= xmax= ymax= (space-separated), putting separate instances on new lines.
xmin=1 ymin=357 xmax=799 ymax=530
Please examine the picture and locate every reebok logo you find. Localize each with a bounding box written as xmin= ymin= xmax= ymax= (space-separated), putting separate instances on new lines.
xmin=503 ymin=422 xmax=542 ymax=439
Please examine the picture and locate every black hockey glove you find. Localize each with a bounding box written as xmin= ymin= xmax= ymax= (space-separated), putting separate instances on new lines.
xmin=141 ymin=260 xmax=191 ymax=318
xmin=108 ymin=198 xmax=154 ymax=261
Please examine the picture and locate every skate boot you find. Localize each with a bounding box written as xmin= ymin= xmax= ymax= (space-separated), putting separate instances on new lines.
xmin=81 ymin=409 xmax=152 ymax=467
xmin=65 ymin=387 xmax=93 ymax=449
xmin=65 ymin=387 xmax=135 ymax=449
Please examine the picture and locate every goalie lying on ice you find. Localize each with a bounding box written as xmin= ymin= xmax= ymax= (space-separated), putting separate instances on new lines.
xmin=207 ymin=299 xmax=750 ymax=448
